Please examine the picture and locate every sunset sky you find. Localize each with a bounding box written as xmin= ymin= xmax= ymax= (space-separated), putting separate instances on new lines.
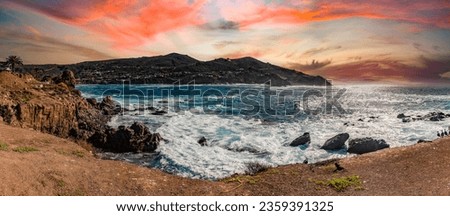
xmin=0 ymin=0 xmax=449 ymax=84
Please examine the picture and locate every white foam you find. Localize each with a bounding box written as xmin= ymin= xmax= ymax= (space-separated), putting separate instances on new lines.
xmin=83 ymin=84 xmax=450 ymax=179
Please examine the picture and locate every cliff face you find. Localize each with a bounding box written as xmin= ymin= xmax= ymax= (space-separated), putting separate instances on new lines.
xmin=0 ymin=71 xmax=104 ymax=140
xmin=0 ymin=71 xmax=161 ymax=153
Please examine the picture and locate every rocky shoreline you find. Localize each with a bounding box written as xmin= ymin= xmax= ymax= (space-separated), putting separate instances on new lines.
xmin=2 ymin=70 xmax=448 ymax=162
xmin=0 ymin=71 xmax=162 ymax=153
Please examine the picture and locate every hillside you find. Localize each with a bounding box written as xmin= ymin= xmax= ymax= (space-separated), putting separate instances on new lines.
xmin=23 ymin=53 xmax=330 ymax=86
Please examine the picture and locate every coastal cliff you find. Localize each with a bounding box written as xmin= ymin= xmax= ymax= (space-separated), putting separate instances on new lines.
xmin=0 ymin=71 xmax=160 ymax=153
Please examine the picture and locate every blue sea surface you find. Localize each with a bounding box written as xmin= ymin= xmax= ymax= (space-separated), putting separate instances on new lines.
xmin=77 ymin=84 xmax=450 ymax=179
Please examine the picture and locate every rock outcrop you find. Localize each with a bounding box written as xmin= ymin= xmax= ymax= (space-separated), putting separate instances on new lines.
xmin=0 ymin=71 xmax=161 ymax=153
xmin=398 ymin=112 xmax=449 ymax=123
xmin=198 ymin=137 xmax=207 ymax=146
xmin=321 ymin=133 xmax=349 ymax=150
xmin=347 ymin=138 xmax=390 ymax=154
xmin=89 ymin=122 xmax=162 ymax=152
xmin=289 ymin=132 xmax=311 ymax=147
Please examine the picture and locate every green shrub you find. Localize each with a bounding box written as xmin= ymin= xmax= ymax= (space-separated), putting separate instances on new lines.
xmin=313 ymin=175 xmax=362 ymax=192
xmin=13 ymin=146 xmax=39 ymax=153
xmin=0 ymin=142 xmax=8 ymax=151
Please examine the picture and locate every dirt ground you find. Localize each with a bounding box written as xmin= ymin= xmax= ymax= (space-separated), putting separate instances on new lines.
xmin=0 ymin=123 xmax=448 ymax=196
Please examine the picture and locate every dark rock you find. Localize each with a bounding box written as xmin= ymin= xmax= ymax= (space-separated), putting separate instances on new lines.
xmin=400 ymin=111 xmax=449 ymax=123
xmin=417 ymin=139 xmax=431 ymax=143
xmin=130 ymin=122 xmax=149 ymax=136
xmin=52 ymin=70 xmax=76 ymax=88
xmin=147 ymin=106 xmax=157 ymax=111
xmin=397 ymin=113 xmax=407 ymax=118
xmin=86 ymin=98 xmax=97 ymax=106
xmin=321 ymin=133 xmax=349 ymax=150
xmin=344 ymin=122 xmax=354 ymax=126
xmin=198 ymin=137 xmax=208 ymax=146
xmin=61 ymin=70 xmax=77 ymax=88
xmin=152 ymin=110 xmax=167 ymax=115
xmin=333 ymin=162 xmax=345 ymax=172
xmin=289 ymin=132 xmax=310 ymax=147
xmin=91 ymin=122 xmax=161 ymax=153
xmin=357 ymin=118 xmax=363 ymax=122
xmin=99 ymin=96 xmax=121 ymax=115
xmin=429 ymin=116 xmax=443 ymax=121
xmin=347 ymin=138 xmax=390 ymax=154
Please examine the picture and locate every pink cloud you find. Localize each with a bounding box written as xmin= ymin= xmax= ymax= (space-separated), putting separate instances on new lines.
xmin=5 ymin=0 xmax=207 ymax=48
xmin=295 ymin=56 xmax=450 ymax=84
xmin=220 ymin=0 xmax=450 ymax=29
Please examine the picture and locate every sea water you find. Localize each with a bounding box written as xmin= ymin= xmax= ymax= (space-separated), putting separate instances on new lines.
xmin=77 ymin=84 xmax=450 ymax=179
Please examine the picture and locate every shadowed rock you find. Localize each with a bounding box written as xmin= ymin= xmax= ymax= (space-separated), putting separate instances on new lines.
xmin=99 ymin=96 xmax=121 ymax=115
xmin=399 ymin=111 xmax=448 ymax=123
xmin=347 ymin=138 xmax=390 ymax=154
xmin=321 ymin=133 xmax=349 ymax=150
xmin=198 ymin=137 xmax=207 ymax=146
xmin=90 ymin=122 xmax=161 ymax=153
xmin=86 ymin=98 xmax=97 ymax=106
xmin=289 ymin=132 xmax=310 ymax=147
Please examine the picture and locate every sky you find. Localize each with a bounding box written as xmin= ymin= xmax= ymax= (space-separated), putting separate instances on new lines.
xmin=0 ymin=0 xmax=449 ymax=84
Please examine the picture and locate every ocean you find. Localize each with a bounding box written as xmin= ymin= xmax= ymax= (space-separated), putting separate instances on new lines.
xmin=77 ymin=84 xmax=450 ymax=180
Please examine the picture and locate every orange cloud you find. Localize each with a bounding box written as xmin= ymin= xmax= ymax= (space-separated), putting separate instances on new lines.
xmin=222 ymin=50 xmax=264 ymax=59
xmin=220 ymin=0 xmax=450 ymax=29
xmin=5 ymin=0 xmax=207 ymax=48
xmin=88 ymin=0 xmax=207 ymax=48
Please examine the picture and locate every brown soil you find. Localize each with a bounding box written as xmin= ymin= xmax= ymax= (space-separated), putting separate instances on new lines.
xmin=0 ymin=123 xmax=449 ymax=196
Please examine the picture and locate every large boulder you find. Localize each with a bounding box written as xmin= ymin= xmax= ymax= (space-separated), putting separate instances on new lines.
xmin=90 ymin=122 xmax=161 ymax=153
xmin=399 ymin=111 xmax=448 ymax=123
xmin=52 ymin=70 xmax=77 ymax=88
xmin=99 ymin=96 xmax=121 ymax=115
xmin=289 ymin=132 xmax=310 ymax=147
xmin=198 ymin=137 xmax=208 ymax=146
xmin=321 ymin=133 xmax=349 ymax=150
xmin=347 ymin=138 xmax=390 ymax=154
xmin=61 ymin=70 xmax=77 ymax=88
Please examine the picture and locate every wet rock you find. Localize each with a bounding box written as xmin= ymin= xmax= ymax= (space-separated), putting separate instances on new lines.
xmin=397 ymin=113 xmax=407 ymax=119
xmin=289 ymin=132 xmax=310 ymax=147
xmin=198 ymin=137 xmax=208 ymax=146
xmin=347 ymin=138 xmax=390 ymax=154
xmin=99 ymin=96 xmax=121 ymax=115
xmin=152 ymin=110 xmax=168 ymax=115
xmin=86 ymin=98 xmax=97 ymax=106
xmin=399 ymin=111 xmax=448 ymax=123
xmin=343 ymin=122 xmax=355 ymax=126
xmin=130 ymin=122 xmax=149 ymax=136
xmin=91 ymin=122 xmax=161 ymax=153
xmin=321 ymin=133 xmax=349 ymax=150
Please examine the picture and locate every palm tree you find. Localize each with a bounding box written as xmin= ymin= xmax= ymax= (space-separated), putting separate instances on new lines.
xmin=5 ymin=55 xmax=23 ymax=72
